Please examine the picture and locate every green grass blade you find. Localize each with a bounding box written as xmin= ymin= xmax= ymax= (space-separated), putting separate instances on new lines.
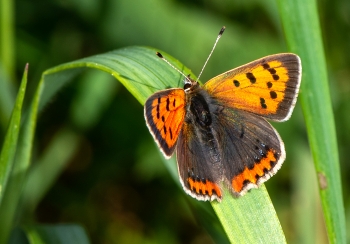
xmin=0 ymin=64 xmax=16 ymax=130
xmin=0 ymin=63 xmax=39 ymax=243
xmin=0 ymin=0 xmax=15 ymax=80
xmin=1 ymin=46 xmax=285 ymax=242
xmin=277 ymin=0 xmax=346 ymax=243
xmin=0 ymin=64 xmax=28 ymax=205
xmin=212 ymin=186 xmax=285 ymax=243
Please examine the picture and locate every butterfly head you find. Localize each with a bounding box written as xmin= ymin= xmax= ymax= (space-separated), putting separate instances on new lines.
xmin=184 ymin=75 xmax=199 ymax=93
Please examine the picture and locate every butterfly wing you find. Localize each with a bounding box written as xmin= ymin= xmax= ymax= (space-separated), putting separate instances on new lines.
xmin=203 ymin=53 xmax=301 ymax=121
xmin=176 ymin=121 xmax=223 ymax=201
xmin=144 ymin=88 xmax=186 ymax=158
xmin=215 ymin=108 xmax=285 ymax=196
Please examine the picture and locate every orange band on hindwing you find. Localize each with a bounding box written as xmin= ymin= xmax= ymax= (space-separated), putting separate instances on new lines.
xmin=187 ymin=177 xmax=222 ymax=199
xmin=232 ymin=149 xmax=278 ymax=193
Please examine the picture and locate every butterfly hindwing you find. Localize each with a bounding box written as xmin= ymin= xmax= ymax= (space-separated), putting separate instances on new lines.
xmin=144 ymin=88 xmax=186 ymax=158
xmin=176 ymin=121 xmax=223 ymax=201
xmin=214 ymin=107 xmax=285 ymax=196
xmin=203 ymin=53 xmax=301 ymax=121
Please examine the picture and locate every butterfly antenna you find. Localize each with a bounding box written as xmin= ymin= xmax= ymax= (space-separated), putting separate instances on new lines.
xmin=196 ymin=26 xmax=225 ymax=82
xmin=156 ymin=52 xmax=192 ymax=83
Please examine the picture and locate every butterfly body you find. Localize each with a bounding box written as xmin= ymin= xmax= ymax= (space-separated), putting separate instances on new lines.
xmin=144 ymin=53 xmax=301 ymax=201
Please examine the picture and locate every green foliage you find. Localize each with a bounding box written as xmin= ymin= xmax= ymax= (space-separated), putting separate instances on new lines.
xmin=15 ymin=46 xmax=288 ymax=243
xmin=277 ymin=0 xmax=346 ymax=242
xmin=0 ymin=65 xmax=27 ymax=204
xmin=0 ymin=0 xmax=348 ymax=243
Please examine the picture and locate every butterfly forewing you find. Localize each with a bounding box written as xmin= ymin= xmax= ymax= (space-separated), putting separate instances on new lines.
xmin=144 ymin=88 xmax=186 ymax=158
xmin=203 ymin=53 xmax=301 ymax=121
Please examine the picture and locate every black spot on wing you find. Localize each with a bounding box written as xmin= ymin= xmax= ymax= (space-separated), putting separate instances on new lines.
xmin=166 ymin=98 xmax=170 ymax=111
xmin=156 ymin=104 xmax=160 ymax=119
xmin=260 ymin=98 xmax=267 ymax=109
xmin=262 ymin=63 xmax=270 ymax=69
xmin=268 ymin=68 xmax=276 ymax=74
xmin=239 ymin=126 xmax=244 ymax=139
xmin=272 ymin=74 xmax=279 ymax=80
xmin=169 ymin=127 xmax=173 ymax=139
xmin=270 ymin=91 xmax=277 ymax=99
xmin=246 ymin=73 xmax=256 ymax=84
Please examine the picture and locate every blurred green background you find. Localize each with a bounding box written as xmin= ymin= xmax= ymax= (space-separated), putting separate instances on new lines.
xmin=1 ymin=0 xmax=349 ymax=243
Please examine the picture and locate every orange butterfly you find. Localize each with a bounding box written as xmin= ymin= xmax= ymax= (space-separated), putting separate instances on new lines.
xmin=144 ymin=27 xmax=301 ymax=201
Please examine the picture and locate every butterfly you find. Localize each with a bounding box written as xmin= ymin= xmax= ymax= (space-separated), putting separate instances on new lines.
xmin=144 ymin=27 xmax=301 ymax=201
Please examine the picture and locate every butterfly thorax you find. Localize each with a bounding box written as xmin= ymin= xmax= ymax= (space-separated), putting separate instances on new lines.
xmin=188 ymin=91 xmax=212 ymax=127
xmin=184 ymin=80 xmax=211 ymax=126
